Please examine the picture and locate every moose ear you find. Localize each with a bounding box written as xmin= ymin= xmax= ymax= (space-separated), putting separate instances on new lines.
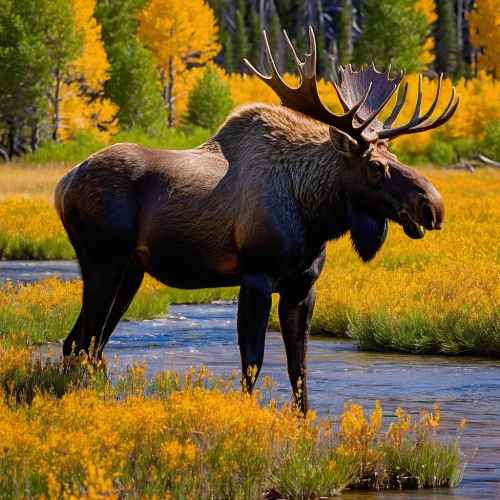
xmin=348 ymin=204 xmax=388 ymax=262
xmin=329 ymin=126 xmax=360 ymax=157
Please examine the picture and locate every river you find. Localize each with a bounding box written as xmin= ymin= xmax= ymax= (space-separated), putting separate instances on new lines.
xmin=2 ymin=260 xmax=499 ymax=499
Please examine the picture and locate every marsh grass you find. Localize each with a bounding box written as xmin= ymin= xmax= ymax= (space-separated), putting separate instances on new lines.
xmin=382 ymin=406 xmax=476 ymax=489
xmin=0 ymin=277 xmax=238 ymax=346
xmin=0 ymin=343 xmax=473 ymax=499
xmin=0 ymin=277 xmax=171 ymax=345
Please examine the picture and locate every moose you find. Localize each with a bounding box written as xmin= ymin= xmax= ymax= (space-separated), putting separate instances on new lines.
xmin=55 ymin=28 xmax=459 ymax=412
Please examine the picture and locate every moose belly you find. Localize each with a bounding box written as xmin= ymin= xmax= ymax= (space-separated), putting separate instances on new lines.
xmin=137 ymin=246 xmax=240 ymax=289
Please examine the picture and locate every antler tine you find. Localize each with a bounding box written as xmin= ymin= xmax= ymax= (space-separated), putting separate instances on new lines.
xmin=379 ymin=75 xmax=459 ymax=140
xmin=411 ymin=75 xmax=424 ymax=123
xmin=303 ymin=26 xmax=317 ymax=79
xmin=418 ymin=73 xmax=443 ymax=122
xmin=380 ymin=86 xmax=459 ymax=139
xmin=383 ymin=82 xmax=409 ymax=129
xmin=283 ymin=29 xmax=306 ymax=78
xmin=262 ymin=31 xmax=282 ymax=81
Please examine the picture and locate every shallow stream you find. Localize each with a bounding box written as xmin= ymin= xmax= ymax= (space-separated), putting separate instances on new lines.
xmin=2 ymin=260 xmax=500 ymax=499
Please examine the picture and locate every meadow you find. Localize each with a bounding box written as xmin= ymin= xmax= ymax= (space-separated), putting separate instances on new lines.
xmin=1 ymin=163 xmax=500 ymax=355
xmin=0 ymin=341 xmax=472 ymax=498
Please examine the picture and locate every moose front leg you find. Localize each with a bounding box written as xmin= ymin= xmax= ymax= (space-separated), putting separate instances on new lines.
xmin=279 ymin=287 xmax=316 ymax=414
xmin=237 ymin=273 xmax=273 ymax=394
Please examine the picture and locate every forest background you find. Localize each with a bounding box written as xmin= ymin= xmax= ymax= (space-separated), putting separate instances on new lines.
xmin=0 ymin=0 xmax=499 ymax=166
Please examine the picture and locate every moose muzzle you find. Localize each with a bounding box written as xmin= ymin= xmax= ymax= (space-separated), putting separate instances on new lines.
xmin=400 ymin=190 xmax=445 ymax=239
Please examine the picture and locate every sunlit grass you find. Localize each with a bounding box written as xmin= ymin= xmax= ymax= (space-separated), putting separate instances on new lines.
xmin=0 ymin=342 xmax=473 ymax=499
xmin=0 ymin=276 xmax=170 ymax=345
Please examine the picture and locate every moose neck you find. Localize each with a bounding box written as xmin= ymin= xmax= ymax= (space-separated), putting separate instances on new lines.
xmin=210 ymin=103 xmax=351 ymax=243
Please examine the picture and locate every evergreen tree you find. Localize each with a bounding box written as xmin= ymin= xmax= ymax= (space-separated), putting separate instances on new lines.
xmin=249 ymin=8 xmax=262 ymax=68
xmin=435 ymin=0 xmax=464 ymax=78
xmin=268 ymin=13 xmax=283 ymax=73
xmin=354 ymin=0 xmax=428 ymax=74
xmin=234 ymin=0 xmax=250 ymax=69
xmin=184 ymin=65 xmax=234 ymax=131
xmin=0 ymin=0 xmax=78 ymax=155
xmin=95 ymin=0 xmax=162 ymax=131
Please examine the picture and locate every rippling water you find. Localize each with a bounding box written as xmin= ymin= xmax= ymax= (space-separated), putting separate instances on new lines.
xmin=3 ymin=261 xmax=500 ymax=498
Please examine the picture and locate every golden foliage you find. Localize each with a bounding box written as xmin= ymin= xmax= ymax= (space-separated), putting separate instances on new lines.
xmin=468 ymin=0 xmax=500 ymax=77
xmin=0 ymin=344 xmax=468 ymax=497
xmin=136 ymin=0 xmax=220 ymax=125
xmin=57 ymin=0 xmax=118 ymax=142
xmin=415 ymin=0 xmax=437 ymax=68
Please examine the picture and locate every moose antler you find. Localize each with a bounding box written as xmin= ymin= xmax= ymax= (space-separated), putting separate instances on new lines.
xmin=244 ymin=27 xmax=398 ymax=143
xmin=245 ymin=27 xmax=461 ymax=144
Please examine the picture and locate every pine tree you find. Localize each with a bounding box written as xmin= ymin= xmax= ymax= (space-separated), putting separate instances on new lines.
xmin=354 ymin=0 xmax=428 ymax=75
xmin=268 ymin=13 xmax=283 ymax=73
xmin=234 ymin=0 xmax=250 ymax=70
xmin=95 ymin=0 xmax=163 ymax=130
xmin=468 ymin=0 xmax=500 ymax=79
xmin=184 ymin=65 xmax=234 ymax=130
xmin=136 ymin=0 xmax=220 ymax=127
xmin=249 ymin=9 xmax=262 ymax=68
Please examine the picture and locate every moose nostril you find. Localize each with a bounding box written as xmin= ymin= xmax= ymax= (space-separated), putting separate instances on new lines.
xmin=421 ymin=204 xmax=434 ymax=227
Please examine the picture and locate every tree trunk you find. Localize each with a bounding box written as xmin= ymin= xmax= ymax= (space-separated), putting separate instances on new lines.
xmin=167 ymin=56 xmax=175 ymax=128
xmin=30 ymin=124 xmax=39 ymax=153
xmin=52 ymin=69 xmax=61 ymax=142
xmin=7 ymin=118 xmax=20 ymax=158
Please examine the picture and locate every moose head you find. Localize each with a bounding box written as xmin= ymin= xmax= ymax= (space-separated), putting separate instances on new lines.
xmin=245 ymin=27 xmax=460 ymax=261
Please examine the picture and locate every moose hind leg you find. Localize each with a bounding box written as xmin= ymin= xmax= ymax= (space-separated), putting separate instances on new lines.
xmin=97 ymin=262 xmax=145 ymax=357
xmin=64 ymin=254 xmax=132 ymax=358
xmin=278 ymin=287 xmax=316 ymax=414
xmin=237 ymin=273 xmax=273 ymax=393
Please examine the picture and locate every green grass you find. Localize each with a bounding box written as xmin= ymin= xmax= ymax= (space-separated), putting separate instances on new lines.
xmin=346 ymin=308 xmax=500 ymax=355
xmin=25 ymin=126 xmax=211 ymax=165
xmin=0 ymin=232 xmax=75 ymax=259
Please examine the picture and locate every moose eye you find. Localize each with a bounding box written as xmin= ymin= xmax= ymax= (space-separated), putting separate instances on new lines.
xmin=369 ymin=162 xmax=380 ymax=173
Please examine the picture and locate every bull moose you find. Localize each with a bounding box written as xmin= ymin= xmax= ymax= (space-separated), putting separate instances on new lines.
xmin=55 ymin=28 xmax=459 ymax=412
